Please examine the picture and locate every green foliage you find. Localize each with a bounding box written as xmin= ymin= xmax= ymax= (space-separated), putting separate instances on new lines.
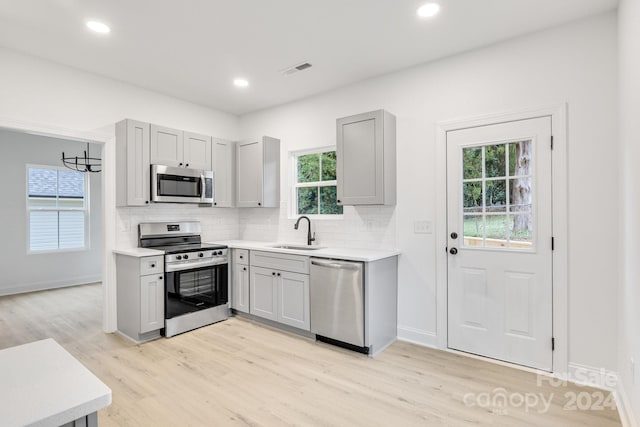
xmin=296 ymin=151 xmax=342 ymax=215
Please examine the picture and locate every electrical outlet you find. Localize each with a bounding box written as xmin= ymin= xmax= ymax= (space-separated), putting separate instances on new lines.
xmin=414 ymin=220 xmax=432 ymax=234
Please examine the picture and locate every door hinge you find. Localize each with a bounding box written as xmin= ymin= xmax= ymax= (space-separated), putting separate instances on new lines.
xmin=551 ymin=135 xmax=554 ymax=150
xmin=551 ymin=237 xmax=555 ymax=251
xmin=552 ymin=337 xmax=555 ymax=351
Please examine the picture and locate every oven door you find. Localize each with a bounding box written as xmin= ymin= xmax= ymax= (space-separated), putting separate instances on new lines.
xmin=151 ymin=164 xmax=213 ymax=203
xmin=165 ymin=264 xmax=228 ymax=320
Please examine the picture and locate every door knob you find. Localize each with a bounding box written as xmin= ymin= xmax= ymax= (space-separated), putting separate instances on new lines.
xmin=450 ymin=232 xmax=458 ymax=239
xmin=449 ymin=247 xmax=458 ymax=255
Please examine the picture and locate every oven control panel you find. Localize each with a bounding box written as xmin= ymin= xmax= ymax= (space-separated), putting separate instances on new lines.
xmin=165 ymin=249 xmax=228 ymax=264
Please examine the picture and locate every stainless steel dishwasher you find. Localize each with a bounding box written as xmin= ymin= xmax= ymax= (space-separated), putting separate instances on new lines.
xmin=310 ymin=258 xmax=366 ymax=351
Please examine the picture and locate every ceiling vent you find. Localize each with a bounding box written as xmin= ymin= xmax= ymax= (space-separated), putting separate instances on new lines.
xmin=280 ymin=61 xmax=313 ymax=76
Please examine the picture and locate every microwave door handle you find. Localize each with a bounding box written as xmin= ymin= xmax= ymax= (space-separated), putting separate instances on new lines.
xmin=200 ymin=172 xmax=205 ymax=201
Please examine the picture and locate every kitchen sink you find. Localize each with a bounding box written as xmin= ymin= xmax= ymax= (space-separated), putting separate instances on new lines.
xmin=268 ymin=244 xmax=326 ymax=251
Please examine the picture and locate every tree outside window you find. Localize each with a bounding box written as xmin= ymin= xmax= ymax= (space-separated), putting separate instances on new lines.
xmin=293 ymin=148 xmax=343 ymax=216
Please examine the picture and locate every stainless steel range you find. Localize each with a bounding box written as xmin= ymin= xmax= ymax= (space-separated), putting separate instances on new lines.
xmin=138 ymin=221 xmax=228 ymax=337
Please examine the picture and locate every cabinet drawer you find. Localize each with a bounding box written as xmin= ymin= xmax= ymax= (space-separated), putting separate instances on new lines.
xmin=250 ymin=251 xmax=309 ymax=274
xmin=234 ymin=249 xmax=249 ymax=265
xmin=140 ymin=256 xmax=163 ymax=276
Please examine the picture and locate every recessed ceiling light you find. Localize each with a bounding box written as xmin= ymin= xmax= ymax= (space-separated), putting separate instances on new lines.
xmin=233 ymin=78 xmax=249 ymax=88
xmin=86 ymin=20 xmax=111 ymax=34
xmin=417 ymin=3 xmax=440 ymax=18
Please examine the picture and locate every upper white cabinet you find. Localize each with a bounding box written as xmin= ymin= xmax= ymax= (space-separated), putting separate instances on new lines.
xmin=184 ymin=132 xmax=213 ymax=170
xmin=116 ymin=119 xmax=151 ymax=206
xmin=150 ymin=125 xmax=212 ymax=170
xmin=236 ymin=136 xmax=280 ymax=208
xmin=212 ymin=138 xmax=235 ymax=207
xmin=336 ymin=110 xmax=396 ymax=205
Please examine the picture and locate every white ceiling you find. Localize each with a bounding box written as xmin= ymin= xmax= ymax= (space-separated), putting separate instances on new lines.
xmin=0 ymin=0 xmax=618 ymax=115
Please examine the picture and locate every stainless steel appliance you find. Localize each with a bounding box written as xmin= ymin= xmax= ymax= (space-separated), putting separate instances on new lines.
xmin=139 ymin=221 xmax=228 ymax=337
xmin=150 ymin=164 xmax=213 ymax=204
xmin=310 ymin=258 xmax=367 ymax=353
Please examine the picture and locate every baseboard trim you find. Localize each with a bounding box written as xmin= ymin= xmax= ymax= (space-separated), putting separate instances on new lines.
xmin=566 ymin=362 xmax=636 ymax=427
xmin=0 ymin=275 xmax=101 ymax=296
xmin=615 ymin=379 xmax=637 ymax=427
xmin=397 ymin=325 xmax=439 ymax=348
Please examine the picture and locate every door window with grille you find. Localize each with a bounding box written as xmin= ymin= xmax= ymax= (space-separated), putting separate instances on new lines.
xmin=462 ymin=140 xmax=534 ymax=249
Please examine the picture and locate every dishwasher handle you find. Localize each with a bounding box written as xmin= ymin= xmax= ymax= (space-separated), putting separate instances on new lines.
xmin=311 ymin=258 xmax=362 ymax=270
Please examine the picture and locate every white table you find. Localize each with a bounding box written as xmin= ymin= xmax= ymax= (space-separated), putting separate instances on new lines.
xmin=0 ymin=338 xmax=112 ymax=427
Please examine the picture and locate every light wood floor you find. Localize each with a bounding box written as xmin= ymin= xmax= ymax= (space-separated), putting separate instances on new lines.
xmin=0 ymin=284 xmax=621 ymax=426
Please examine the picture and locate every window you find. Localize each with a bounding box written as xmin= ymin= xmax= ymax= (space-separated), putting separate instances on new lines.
xmin=291 ymin=148 xmax=343 ymax=216
xmin=27 ymin=165 xmax=88 ymax=252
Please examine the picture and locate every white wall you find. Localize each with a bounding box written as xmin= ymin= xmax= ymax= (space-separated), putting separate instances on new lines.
xmin=0 ymin=129 xmax=102 ymax=294
xmin=0 ymin=47 xmax=239 ymax=140
xmin=618 ymin=0 xmax=640 ymax=424
xmin=240 ymin=13 xmax=619 ymax=372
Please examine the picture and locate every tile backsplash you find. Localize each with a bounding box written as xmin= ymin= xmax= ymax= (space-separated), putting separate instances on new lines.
xmin=116 ymin=202 xmax=397 ymax=250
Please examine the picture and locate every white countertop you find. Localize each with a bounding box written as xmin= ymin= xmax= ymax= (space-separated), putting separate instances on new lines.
xmin=208 ymin=240 xmax=400 ymax=262
xmin=0 ymin=338 xmax=112 ymax=427
xmin=113 ymin=247 xmax=164 ymax=257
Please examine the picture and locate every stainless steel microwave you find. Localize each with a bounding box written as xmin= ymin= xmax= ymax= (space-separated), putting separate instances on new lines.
xmin=151 ymin=164 xmax=214 ymax=204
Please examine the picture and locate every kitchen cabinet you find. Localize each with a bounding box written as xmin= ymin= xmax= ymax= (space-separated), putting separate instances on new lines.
xmin=248 ymin=250 xmax=310 ymax=331
xmin=212 ymin=138 xmax=235 ymax=207
xmin=116 ymin=254 xmax=165 ymax=342
xmin=184 ymin=131 xmax=213 ymax=170
xmin=116 ymin=119 xmax=150 ymax=206
xmin=150 ymin=125 xmax=212 ymax=170
xmin=336 ymin=110 xmax=396 ymax=205
xmin=231 ymin=249 xmax=249 ymax=313
xmin=250 ymin=266 xmax=278 ymax=321
xmin=236 ymin=136 xmax=280 ymax=208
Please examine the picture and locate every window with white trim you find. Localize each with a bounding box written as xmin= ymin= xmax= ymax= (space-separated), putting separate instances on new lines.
xmin=27 ymin=165 xmax=88 ymax=252
xmin=291 ymin=147 xmax=343 ymax=216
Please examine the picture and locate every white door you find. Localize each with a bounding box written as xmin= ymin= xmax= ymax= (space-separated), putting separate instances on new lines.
xmin=236 ymin=140 xmax=263 ymax=207
xmin=250 ymin=266 xmax=277 ymax=321
xmin=277 ymin=271 xmax=310 ymax=331
xmin=150 ymin=124 xmax=183 ymax=167
xmin=447 ymin=117 xmax=553 ymax=371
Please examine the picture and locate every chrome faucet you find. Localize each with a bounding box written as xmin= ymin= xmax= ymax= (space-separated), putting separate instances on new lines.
xmin=294 ymin=216 xmax=316 ymax=246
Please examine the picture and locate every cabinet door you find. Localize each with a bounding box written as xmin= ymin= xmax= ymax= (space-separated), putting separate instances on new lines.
xmin=336 ymin=111 xmax=384 ymax=205
xmin=150 ymin=124 xmax=184 ymax=167
xmin=277 ymin=271 xmax=310 ymax=331
xmin=236 ymin=140 xmax=264 ymax=207
xmin=126 ymin=120 xmax=150 ymax=206
xmin=250 ymin=266 xmax=277 ymax=321
xmin=213 ymin=139 xmax=234 ymax=207
xmin=140 ymin=274 xmax=165 ymax=333
xmin=232 ymin=262 xmax=250 ymax=313
xmin=184 ymin=132 xmax=212 ymax=170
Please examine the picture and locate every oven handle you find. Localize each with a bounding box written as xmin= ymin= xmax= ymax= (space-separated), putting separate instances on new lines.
xmin=165 ymin=259 xmax=226 ymax=272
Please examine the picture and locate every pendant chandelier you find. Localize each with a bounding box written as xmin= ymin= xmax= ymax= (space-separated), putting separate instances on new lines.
xmin=61 ymin=142 xmax=102 ymax=173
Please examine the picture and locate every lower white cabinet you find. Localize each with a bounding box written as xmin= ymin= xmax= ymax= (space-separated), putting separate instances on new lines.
xmin=250 ymin=266 xmax=278 ymax=321
xmin=249 ymin=263 xmax=310 ymax=331
xmin=139 ymin=274 xmax=165 ymax=333
xmin=116 ymin=254 xmax=165 ymax=342
xmin=231 ymin=252 xmax=250 ymax=313
xmin=277 ymin=270 xmax=310 ymax=330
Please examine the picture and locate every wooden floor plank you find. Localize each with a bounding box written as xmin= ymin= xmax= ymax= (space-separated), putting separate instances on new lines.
xmin=0 ymin=284 xmax=621 ymax=426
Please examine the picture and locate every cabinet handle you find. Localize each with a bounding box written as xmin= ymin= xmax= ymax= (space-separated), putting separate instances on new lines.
xmin=239 ymin=255 xmax=243 ymax=259
xmin=179 ymin=162 xmax=183 ymax=166
xmin=277 ymin=272 xmax=281 ymax=276
xmin=272 ymin=272 xmax=276 ymax=276
xmin=258 ymin=202 xmax=261 ymax=206
xmin=337 ymin=199 xmax=341 ymax=203
xmin=214 ymin=202 xmax=217 ymax=206
xmin=159 ymin=276 xmax=163 ymax=280
xmin=145 ymin=201 xmax=149 ymax=204
xmin=150 ymin=263 xmax=156 ymax=268
xmin=243 ymin=267 xmax=247 ymax=271
xmin=186 ymin=163 xmax=189 ymax=167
